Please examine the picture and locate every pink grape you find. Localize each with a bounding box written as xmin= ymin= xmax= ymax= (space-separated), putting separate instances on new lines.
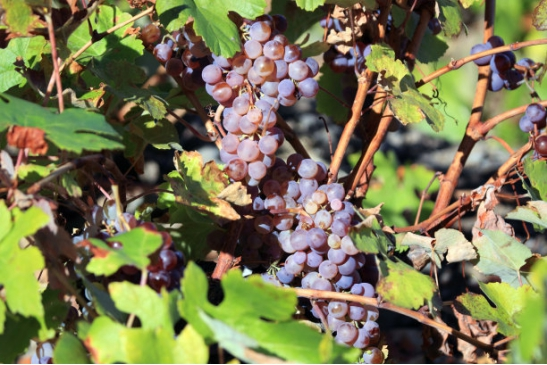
xmin=225 ymin=158 xmax=247 ymax=181
xmin=201 ymin=64 xmax=223 ymax=84
xmin=249 ymin=21 xmax=271 ymax=42
xmin=297 ymin=78 xmax=319 ymax=98
xmin=237 ymin=139 xmax=261 ymax=162
xmin=258 ymin=135 xmax=279 ymax=155
xmin=212 ymin=82 xmax=233 ymax=103
xmin=244 ymin=40 xmax=263 ymax=59
xmin=263 ymin=40 xmax=285 ymax=60
xmin=288 ymin=60 xmax=309 ymax=81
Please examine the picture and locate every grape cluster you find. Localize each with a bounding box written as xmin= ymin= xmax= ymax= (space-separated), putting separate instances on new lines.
xmin=470 ymin=35 xmax=535 ymax=91
xmin=232 ymin=154 xmax=382 ymax=361
xmin=73 ymin=203 xmax=186 ymax=294
xmin=140 ymin=22 xmax=213 ymax=91
xmin=199 ymin=14 xmax=382 ymax=363
xmin=517 ymin=103 xmax=547 ymax=158
xmin=202 ymin=16 xmax=320 ymax=186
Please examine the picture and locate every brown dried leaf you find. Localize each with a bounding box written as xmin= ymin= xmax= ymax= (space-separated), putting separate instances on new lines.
xmin=452 ymin=305 xmax=498 ymax=363
xmin=217 ymin=182 xmax=251 ymax=206
xmin=420 ymin=305 xmax=452 ymax=361
xmin=472 ymin=186 xmax=514 ymax=241
xmin=7 ymin=125 xmax=48 ymax=154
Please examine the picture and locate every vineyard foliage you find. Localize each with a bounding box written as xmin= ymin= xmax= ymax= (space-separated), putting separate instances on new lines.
xmin=0 ymin=0 xmax=547 ymax=363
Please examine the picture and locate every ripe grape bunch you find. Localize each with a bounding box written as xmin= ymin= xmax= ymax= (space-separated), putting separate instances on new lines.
xmin=197 ymin=15 xmax=384 ymax=363
xmin=470 ymin=35 xmax=537 ymax=91
xmin=202 ymin=15 xmax=320 ymax=186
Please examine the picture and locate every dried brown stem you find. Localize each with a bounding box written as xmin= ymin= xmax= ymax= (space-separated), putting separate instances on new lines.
xmin=211 ymin=221 xmax=244 ymax=280
xmin=431 ymin=0 xmax=495 ymax=214
xmin=377 ymin=0 xmax=392 ymax=42
xmin=345 ymin=89 xmax=392 ymax=198
xmin=404 ymin=8 xmax=432 ymax=67
xmin=43 ymin=11 xmax=65 ymax=111
xmin=291 ymin=288 xmax=496 ymax=356
xmin=26 ymin=154 xmax=105 ymax=195
xmin=328 ymin=69 xmax=375 ymax=183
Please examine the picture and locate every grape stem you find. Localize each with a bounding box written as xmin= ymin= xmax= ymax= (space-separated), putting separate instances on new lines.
xmin=344 ymin=89 xmax=392 ymax=198
xmin=167 ymin=108 xmax=215 ymax=142
xmin=43 ymin=11 xmax=64 ymax=112
xmin=26 ymin=154 xmax=105 ymax=195
xmin=211 ymin=220 xmax=245 ymax=280
xmin=394 ymin=141 xmax=532 ymax=234
xmin=415 ymin=37 xmax=547 ymax=89
xmin=328 ymin=68 xmax=375 ymax=184
xmin=430 ymin=0 xmax=495 ymax=215
xmin=291 ymin=287 xmax=497 ymax=357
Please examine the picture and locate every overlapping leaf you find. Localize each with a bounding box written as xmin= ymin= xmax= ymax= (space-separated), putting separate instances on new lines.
xmin=0 ymin=93 xmax=123 ymax=153
xmin=0 ymin=36 xmax=48 ymax=92
xmin=455 ymin=282 xmax=535 ymax=337
xmin=506 ymin=200 xmax=547 ymax=230
xmin=167 ymin=150 xmax=241 ymax=224
xmin=156 ymin=0 xmax=266 ymax=57
xmin=179 ymin=262 xmax=361 ymax=363
xmin=85 ymin=227 xmax=163 ymax=276
xmin=471 ymin=230 xmax=532 ymax=287
xmin=377 ymin=258 xmax=436 ymax=310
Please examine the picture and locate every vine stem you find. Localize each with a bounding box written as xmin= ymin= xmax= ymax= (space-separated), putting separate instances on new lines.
xmin=345 ymin=90 xmax=392 ymax=198
xmin=182 ymin=89 xmax=222 ymax=149
xmin=394 ymin=140 xmax=532 ymax=234
xmin=415 ymin=38 xmax=547 ymax=89
xmin=290 ymin=288 xmax=496 ymax=356
xmin=43 ymin=11 xmax=64 ymax=112
xmin=328 ymin=69 xmax=375 ymax=183
xmin=43 ymin=5 xmax=155 ymax=102
xmin=431 ymin=0 xmax=496 ymax=215
xmin=275 ymin=113 xmax=311 ymax=159
xmin=26 ymin=154 xmax=105 ymax=195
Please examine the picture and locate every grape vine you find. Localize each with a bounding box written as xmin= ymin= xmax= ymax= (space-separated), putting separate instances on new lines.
xmin=0 ymin=0 xmax=546 ymax=364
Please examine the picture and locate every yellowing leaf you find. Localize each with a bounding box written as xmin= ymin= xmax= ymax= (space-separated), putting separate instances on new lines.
xmin=168 ymin=151 xmax=241 ymax=224
xmin=377 ymin=259 xmax=436 ymax=309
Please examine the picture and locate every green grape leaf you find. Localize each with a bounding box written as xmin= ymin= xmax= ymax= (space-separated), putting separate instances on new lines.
xmin=109 ymin=282 xmax=179 ymax=334
xmin=437 ymin=0 xmax=463 ymax=36
xmin=85 ymin=227 xmax=163 ymax=276
xmin=0 ymin=202 xmax=48 ymax=320
xmin=533 ymin=0 xmax=547 ymax=31
xmin=53 ymin=332 xmax=90 ymax=364
xmin=377 ymin=258 xmax=436 ymax=309
xmin=0 ymin=36 xmax=48 ymax=92
xmin=156 ymin=0 xmax=266 ymax=58
xmin=84 ymin=316 xmax=183 ymax=363
xmin=389 ymin=89 xmax=445 ymax=131
xmin=295 ymin=0 xmax=324 ymax=11
xmin=0 ymin=93 xmax=123 ymax=153
xmin=60 ymin=172 xmax=82 ymax=198
xmin=0 ymin=314 xmax=40 ymax=363
xmin=366 ymin=45 xmax=445 ymax=131
xmin=270 ymin=0 xmax=325 ymax=44
xmin=471 ymin=229 xmax=532 ymax=287
xmin=67 ymin=4 xmax=144 ymax=65
xmin=80 ymin=276 xmax=127 ymax=323
xmin=416 ymin=33 xmax=448 ymax=64
xmin=176 ymin=324 xmax=209 ymax=364
xmin=167 ymin=205 xmax=221 ymax=261
xmin=167 ymin=150 xmax=241 ymax=224
xmin=506 ymin=200 xmax=547 ymax=230
xmin=179 ymin=262 xmax=361 ymax=363
xmin=316 ymin=62 xmax=348 ymax=124
xmin=0 ymin=0 xmax=41 ymax=35
xmin=0 ymin=300 xmax=5 ymax=334
xmin=523 ymin=158 xmax=547 ymax=201
xmin=460 ymin=0 xmax=481 ymax=8
xmin=350 ymin=216 xmax=391 ymax=256
xmin=455 ymin=282 xmax=536 ymax=337
xmin=129 ymin=116 xmax=179 ymax=150
xmin=510 ymin=259 xmax=547 ymax=363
